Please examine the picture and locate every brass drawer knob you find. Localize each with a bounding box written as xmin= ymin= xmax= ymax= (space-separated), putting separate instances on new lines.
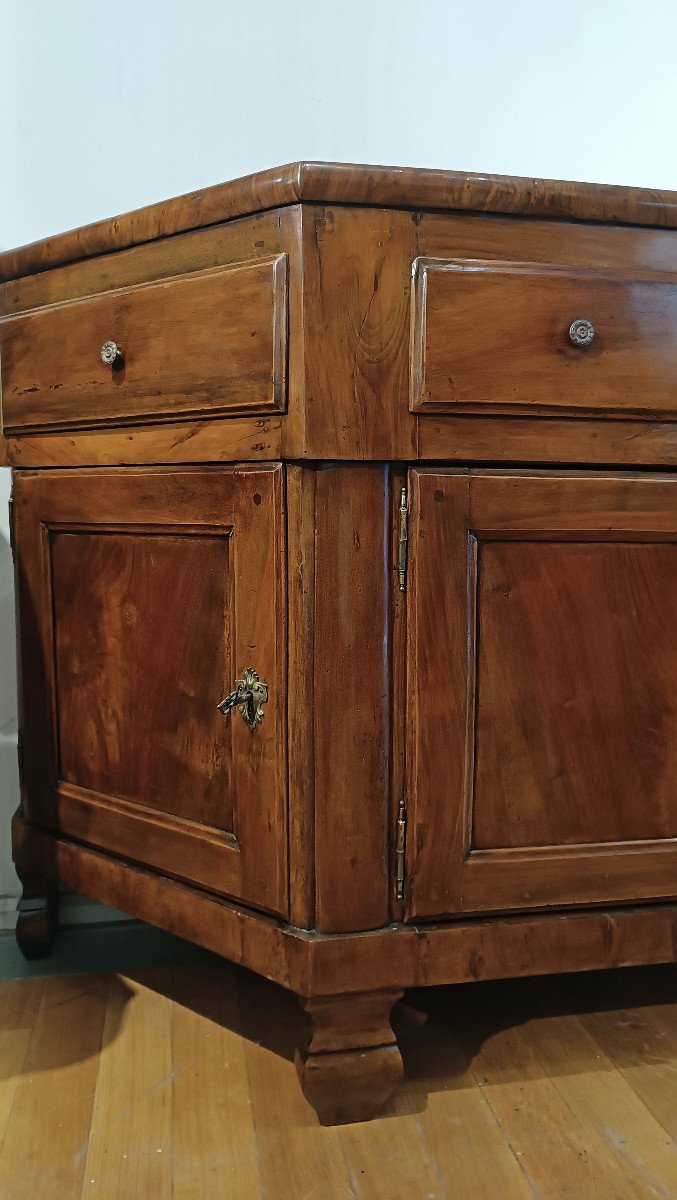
xmin=100 ymin=339 xmax=124 ymax=368
xmin=217 ymin=667 xmax=268 ymax=731
xmin=568 ymin=318 xmax=595 ymax=347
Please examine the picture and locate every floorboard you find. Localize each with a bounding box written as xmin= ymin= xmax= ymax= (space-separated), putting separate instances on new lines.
xmin=0 ymin=956 xmax=673 ymax=1199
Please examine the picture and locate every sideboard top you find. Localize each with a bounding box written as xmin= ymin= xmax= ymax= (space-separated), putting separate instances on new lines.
xmin=3 ymin=160 xmax=677 ymax=282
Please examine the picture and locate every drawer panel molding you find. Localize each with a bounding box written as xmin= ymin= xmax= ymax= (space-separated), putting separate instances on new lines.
xmin=1 ymin=254 xmax=288 ymax=433
xmin=411 ymin=257 xmax=677 ymax=421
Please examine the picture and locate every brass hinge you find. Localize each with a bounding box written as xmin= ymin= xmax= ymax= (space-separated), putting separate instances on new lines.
xmin=397 ymin=486 xmax=408 ymax=591
xmin=395 ymin=797 xmax=407 ymax=902
xmin=8 ymin=495 xmax=16 ymax=561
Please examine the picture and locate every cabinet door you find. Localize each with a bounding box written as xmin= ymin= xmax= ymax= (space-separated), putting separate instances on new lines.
xmin=406 ymin=468 xmax=677 ymax=920
xmin=14 ymin=465 xmax=287 ymax=917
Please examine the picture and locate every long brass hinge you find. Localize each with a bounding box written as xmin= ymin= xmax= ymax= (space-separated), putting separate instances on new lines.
xmin=397 ymin=486 xmax=408 ymax=591
xmin=8 ymin=494 xmax=16 ymax=561
xmin=395 ymin=797 xmax=407 ymax=901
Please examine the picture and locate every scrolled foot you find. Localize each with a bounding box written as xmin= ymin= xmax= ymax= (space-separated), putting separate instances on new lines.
xmin=15 ymin=875 xmax=59 ymax=961
xmin=296 ymin=988 xmax=404 ymax=1124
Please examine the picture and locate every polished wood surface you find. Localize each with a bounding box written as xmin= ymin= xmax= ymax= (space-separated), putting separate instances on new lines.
xmin=310 ymin=466 xmax=391 ymax=932
xmin=407 ymin=468 xmax=677 ymax=920
xmin=12 ymin=816 xmax=677 ymax=997
xmin=474 ymin=542 xmax=676 ymax=847
xmin=300 ymin=206 xmax=416 ymax=459
xmin=52 ymin=530 xmax=235 ymax=824
xmin=6 ymin=413 xmax=284 ymax=468
xmin=0 ymin=962 xmax=673 ymax=1198
xmin=4 ymin=164 xmax=676 ymax=1123
xmin=4 ymin=160 xmax=677 ymax=282
xmin=2 ymin=209 xmax=291 ymax=315
xmin=3 ymin=192 xmax=677 ymax=468
xmin=13 ymin=466 xmax=288 ymax=916
xmin=1 ymin=255 xmax=287 ymax=432
xmin=417 ymin=413 xmax=677 ymax=467
xmin=296 ymin=989 xmax=404 ymax=1124
xmin=13 ymin=872 xmax=59 ymax=961
xmin=412 ymin=257 xmax=677 ymax=419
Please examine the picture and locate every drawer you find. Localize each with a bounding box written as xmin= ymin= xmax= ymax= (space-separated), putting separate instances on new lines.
xmin=0 ymin=254 xmax=287 ymax=433
xmin=410 ymin=257 xmax=677 ymax=420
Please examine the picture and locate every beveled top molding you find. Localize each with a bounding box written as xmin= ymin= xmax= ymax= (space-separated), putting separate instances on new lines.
xmin=3 ymin=161 xmax=677 ymax=282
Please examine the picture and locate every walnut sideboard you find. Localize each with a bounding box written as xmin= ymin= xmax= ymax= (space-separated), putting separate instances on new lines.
xmin=1 ymin=162 xmax=676 ymax=1124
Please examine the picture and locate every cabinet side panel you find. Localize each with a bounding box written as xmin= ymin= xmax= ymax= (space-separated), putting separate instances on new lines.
xmin=313 ymin=466 xmax=390 ymax=931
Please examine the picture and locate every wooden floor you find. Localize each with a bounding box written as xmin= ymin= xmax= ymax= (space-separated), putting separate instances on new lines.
xmin=0 ymin=958 xmax=673 ymax=1199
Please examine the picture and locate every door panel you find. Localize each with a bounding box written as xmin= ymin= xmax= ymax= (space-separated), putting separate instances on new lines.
xmin=52 ymin=530 xmax=235 ymax=827
xmin=14 ymin=465 xmax=287 ymax=916
xmin=406 ymin=468 xmax=677 ymax=919
xmin=474 ymin=540 xmax=675 ymax=848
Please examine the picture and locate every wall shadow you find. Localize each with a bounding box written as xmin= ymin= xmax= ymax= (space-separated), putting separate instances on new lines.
xmin=0 ymin=934 xmax=672 ymax=1117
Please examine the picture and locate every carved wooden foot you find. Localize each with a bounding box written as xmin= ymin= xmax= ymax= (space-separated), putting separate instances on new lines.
xmin=296 ymin=988 xmax=404 ymax=1124
xmin=15 ymin=873 xmax=59 ymax=961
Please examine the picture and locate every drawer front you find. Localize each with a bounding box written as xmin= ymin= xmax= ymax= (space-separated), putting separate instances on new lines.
xmin=411 ymin=258 xmax=677 ymax=420
xmin=1 ymin=254 xmax=287 ymax=433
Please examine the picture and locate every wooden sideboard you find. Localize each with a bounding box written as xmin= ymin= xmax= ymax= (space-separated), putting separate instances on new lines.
xmin=1 ymin=163 xmax=676 ymax=1125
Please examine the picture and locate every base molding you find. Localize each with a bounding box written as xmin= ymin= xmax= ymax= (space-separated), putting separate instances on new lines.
xmin=12 ymin=814 xmax=677 ymax=999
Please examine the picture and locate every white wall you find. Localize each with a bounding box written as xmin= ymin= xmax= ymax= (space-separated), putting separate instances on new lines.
xmin=1 ymin=0 xmax=677 ymax=912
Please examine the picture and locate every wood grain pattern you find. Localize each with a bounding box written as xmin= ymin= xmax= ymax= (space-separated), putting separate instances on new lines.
xmin=0 ymin=973 xmax=108 ymax=1200
xmin=412 ymin=258 xmax=677 ymax=419
xmin=169 ymin=966 xmax=262 ymax=1198
xmin=7 ymin=409 xmax=676 ymax=470
xmin=234 ymin=969 xmax=357 ymax=1196
xmin=4 ymin=199 xmax=677 ymax=468
xmin=4 ymin=160 xmax=677 ymax=283
xmin=407 ymin=468 xmax=677 ymax=920
xmin=296 ymin=990 xmax=404 ymax=1124
xmin=2 ymin=210 xmax=290 ymax=315
xmin=81 ymin=974 xmax=173 ymax=1199
xmin=2 ymin=208 xmax=298 ymax=466
xmin=52 ymin=530 xmax=235 ymax=828
xmin=6 ymin=414 xmax=284 ymax=468
xmin=417 ymin=413 xmax=677 ymax=467
xmin=1 ymin=255 xmax=287 ymax=433
xmin=12 ymin=815 xmax=677 ymax=998
xmin=4 ymin=163 xmax=677 ymax=1124
xmin=300 ymin=205 xmax=417 ymax=458
xmin=0 ymin=979 xmax=46 ymax=1153
xmin=417 ymin=208 xmax=677 ymax=277
xmin=474 ymin=540 xmax=677 ymax=847
xmin=312 ymin=466 xmax=391 ymax=932
xmin=13 ymin=465 xmax=288 ymax=916
xmin=285 ymin=466 xmax=316 ymax=928
xmin=406 ymin=469 xmax=470 ymax=916
xmin=0 ymin=962 xmax=674 ymax=1198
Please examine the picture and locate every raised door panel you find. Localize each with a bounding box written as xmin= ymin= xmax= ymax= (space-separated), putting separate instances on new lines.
xmin=406 ymin=468 xmax=677 ymax=919
xmin=13 ymin=465 xmax=287 ymax=916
